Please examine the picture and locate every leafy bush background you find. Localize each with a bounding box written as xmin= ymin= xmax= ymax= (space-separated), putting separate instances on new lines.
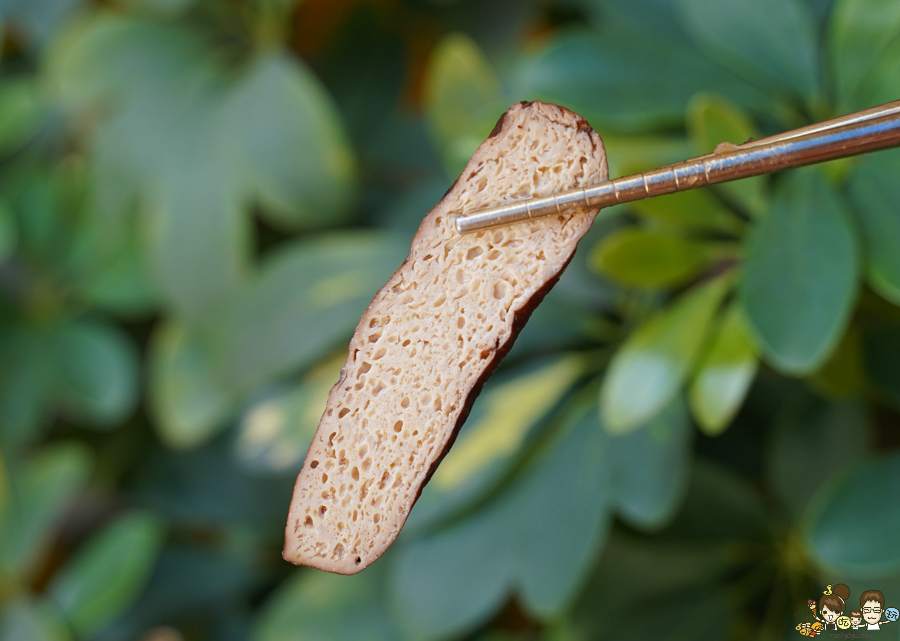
xmin=1 ymin=0 xmax=900 ymax=639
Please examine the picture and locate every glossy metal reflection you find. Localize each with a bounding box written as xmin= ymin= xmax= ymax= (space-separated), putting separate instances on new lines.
xmin=455 ymin=100 xmax=900 ymax=234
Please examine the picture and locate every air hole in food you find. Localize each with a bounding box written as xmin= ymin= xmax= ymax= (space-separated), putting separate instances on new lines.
xmin=322 ymin=473 xmax=328 ymax=483
xmin=466 ymin=246 xmax=484 ymax=260
xmin=310 ymin=460 xmax=319 ymax=469
xmin=304 ymin=516 xmax=313 ymax=527
xmin=334 ymin=543 xmax=344 ymax=559
xmin=480 ymin=348 xmax=492 ymax=359
xmin=487 ymin=250 xmax=501 ymax=260
xmin=358 ymin=362 xmax=371 ymax=376
xmin=401 ymin=397 xmax=410 ymax=408
xmin=368 ymin=331 xmax=382 ymax=343
xmin=351 ymin=467 xmax=359 ymax=481
xmin=458 ymin=317 xmax=465 ymax=329
xmin=362 ymin=457 xmax=372 ymax=472
xmin=338 ymin=408 xmax=350 ymax=418
xmin=402 ymin=339 xmax=410 ymax=347
xmin=356 ymin=556 xmax=362 ymax=564
xmin=373 ymin=381 xmax=386 ymax=396
xmin=394 ymin=420 xmax=403 ymax=433
xmin=369 ymin=318 xmax=380 ymax=328
xmin=320 ymin=506 xmax=327 ymax=515
xmin=373 ymin=348 xmax=386 ymax=360
xmin=493 ymin=282 xmax=506 ymax=299
xmin=328 ymin=432 xmax=336 ymax=446
xmin=374 ymin=514 xmax=381 ymax=524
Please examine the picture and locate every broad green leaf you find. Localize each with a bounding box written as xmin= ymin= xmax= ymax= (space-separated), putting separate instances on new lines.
xmin=215 ymin=232 xmax=406 ymax=392
xmin=149 ymin=323 xmax=236 ymax=449
xmin=54 ymin=319 xmax=139 ymax=428
xmin=740 ymin=169 xmax=859 ymax=375
xmin=0 ymin=598 xmax=71 ymax=641
xmin=0 ymin=79 xmax=46 ymax=156
xmin=226 ymin=52 xmax=356 ymax=230
xmin=146 ymin=142 xmax=249 ymax=325
xmin=687 ymin=94 xmax=766 ymax=216
xmin=627 ymin=188 xmax=741 ymax=234
xmin=851 ymin=37 xmax=900 ymax=109
xmin=425 ymin=33 xmax=503 ymax=176
xmin=49 ymin=512 xmax=165 ymax=638
xmin=0 ymin=325 xmax=56 ymax=447
xmin=849 ymin=151 xmax=900 ymax=305
xmin=601 ymin=134 xmax=693 ymax=179
xmin=768 ymin=399 xmax=869 ymax=518
xmin=600 ymin=274 xmax=730 ymax=434
xmin=0 ymin=443 xmax=93 ymax=575
xmin=610 ymin=399 xmax=692 ymax=529
xmin=391 ymin=400 xmax=611 ymax=636
xmin=804 ymin=453 xmax=900 ymax=576
xmin=49 ymin=15 xmax=208 ymax=112
xmin=590 ymin=228 xmax=711 ymax=289
xmin=829 ymin=0 xmax=900 ymax=109
xmin=255 ymin=564 xmax=402 ymax=641
xmin=0 ymin=202 xmax=16 ymax=262
xmin=688 ymin=304 xmax=758 ymax=435
xmin=510 ymin=28 xmax=766 ymax=133
xmin=676 ymin=0 xmax=819 ymax=101
xmin=234 ymin=354 xmax=344 ymax=474
xmin=409 ymin=356 xmax=584 ymax=532
xmin=121 ymin=0 xmax=196 ymax=14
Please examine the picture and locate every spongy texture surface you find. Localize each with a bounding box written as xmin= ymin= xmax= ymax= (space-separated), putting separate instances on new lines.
xmin=284 ymin=101 xmax=608 ymax=574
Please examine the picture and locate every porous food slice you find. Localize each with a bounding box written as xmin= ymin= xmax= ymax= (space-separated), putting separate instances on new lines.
xmin=284 ymin=101 xmax=608 ymax=574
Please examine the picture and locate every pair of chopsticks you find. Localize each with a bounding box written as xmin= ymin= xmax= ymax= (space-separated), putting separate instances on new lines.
xmin=455 ymin=99 xmax=900 ymax=234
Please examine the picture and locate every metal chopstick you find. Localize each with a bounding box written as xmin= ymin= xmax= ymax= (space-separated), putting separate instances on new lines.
xmin=455 ymin=99 xmax=900 ymax=234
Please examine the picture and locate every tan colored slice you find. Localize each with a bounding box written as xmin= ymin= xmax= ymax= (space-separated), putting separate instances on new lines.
xmin=284 ymin=101 xmax=608 ymax=574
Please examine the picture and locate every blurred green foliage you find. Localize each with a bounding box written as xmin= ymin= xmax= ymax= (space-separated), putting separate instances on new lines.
xmin=1 ymin=0 xmax=900 ymax=640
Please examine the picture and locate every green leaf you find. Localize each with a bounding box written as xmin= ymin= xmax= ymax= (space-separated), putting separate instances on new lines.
xmin=234 ymin=354 xmax=344 ymax=474
xmin=255 ymin=561 xmax=401 ymax=641
xmin=425 ymin=33 xmax=504 ymax=176
xmin=391 ymin=400 xmax=611 ymax=636
xmin=688 ymin=303 xmax=758 ymax=435
xmin=54 ymin=320 xmax=140 ymax=428
xmin=600 ymin=273 xmax=730 ymax=434
xmin=676 ymin=0 xmax=819 ymax=100
xmin=215 ymin=231 xmax=406 ymax=392
xmin=768 ymin=399 xmax=869 ymax=519
xmin=0 ymin=443 xmax=93 ymax=576
xmin=0 ymin=598 xmax=71 ymax=641
xmin=0 ymin=202 xmax=16 ymax=262
xmin=610 ymin=398 xmax=692 ymax=529
xmin=49 ymin=512 xmax=166 ymax=638
xmin=510 ymin=28 xmax=767 ymax=133
xmin=590 ymin=228 xmax=711 ymax=289
xmin=0 ymin=79 xmax=46 ymax=156
xmin=226 ymin=52 xmax=356 ymax=231
xmin=0 ymin=326 xmax=57 ymax=447
xmin=687 ymin=94 xmax=766 ymax=216
xmin=149 ymin=322 xmax=236 ymax=449
xmin=146 ymin=147 xmax=250 ymax=325
xmin=740 ymin=168 xmax=859 ymax=375
xmin=849 ymin=150 xmax=900 ymax=305
xmin=804 ymin=453 xmax=900 ymax=576
xmin=627 ymin=187 xmax=741 ymax=234
xmin=829 ymin=0 xmax=900 ymax=109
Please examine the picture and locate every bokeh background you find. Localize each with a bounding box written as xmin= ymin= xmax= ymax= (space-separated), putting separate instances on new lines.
xmin=2 ymin=0 xmax=900 ymax=639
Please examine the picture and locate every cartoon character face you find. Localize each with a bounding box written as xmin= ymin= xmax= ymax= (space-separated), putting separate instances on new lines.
xmin=851 ymin=616 xmax=861 ymax=626
xmin=821 ymin=605 xmax=839 ymax=622
xmin=837 ymin=616 xmax=851 ymax=630
xmin=863 ymin=600 xmax=883 ymax=625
